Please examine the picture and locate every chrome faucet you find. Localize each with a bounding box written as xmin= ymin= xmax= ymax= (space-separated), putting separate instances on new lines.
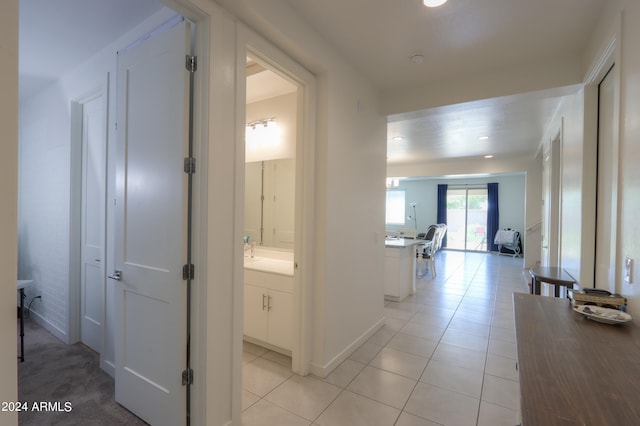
xmin=244 ymin=237 xmax=255 ymax=258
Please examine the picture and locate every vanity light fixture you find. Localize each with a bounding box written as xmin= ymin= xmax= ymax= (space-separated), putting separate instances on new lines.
xmin=423 ymin=0 xmax=447 ymax=7
xmin=246 ymin=117 xmax=276 ymax=130
xmin=246 ymin=118 xmax=280 ymax=148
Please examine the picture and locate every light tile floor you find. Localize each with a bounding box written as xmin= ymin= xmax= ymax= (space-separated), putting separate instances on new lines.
xmin=242 ymin=251 xmax=529 ymax=426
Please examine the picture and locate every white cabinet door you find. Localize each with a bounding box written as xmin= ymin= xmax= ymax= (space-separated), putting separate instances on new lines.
xmin=267 ymin=289 xmax=292 ymax=351
xmin=244 ymin=284 xmax=268 ymax=341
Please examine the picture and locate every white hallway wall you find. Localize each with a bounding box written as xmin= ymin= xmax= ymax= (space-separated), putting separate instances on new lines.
xmin=567 ymin=0 xmax=640 ymax=318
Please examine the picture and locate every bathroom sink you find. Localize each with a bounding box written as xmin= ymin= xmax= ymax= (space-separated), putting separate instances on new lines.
xmin=244 ymin=256 xmax=294 ymax=275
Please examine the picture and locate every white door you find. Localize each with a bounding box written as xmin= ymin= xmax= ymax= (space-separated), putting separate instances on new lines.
xmin=541 ymin=131 xmax=561 ymax=267
xmin=595 ymin=66 xmax=616 ymax=292
xmin=541 ymin=148 xmax=550 ymax=265
xmin=113 ymin=20 xmax=191 ymax=426
xmin=80 ymin=95 xmax=106 ymax=353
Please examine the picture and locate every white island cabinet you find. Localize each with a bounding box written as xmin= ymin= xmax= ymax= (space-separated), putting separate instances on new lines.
xmin=384 ymin=238 xmax=421 ymax=302
xmin=244 ymin=256 xmax=294 ymax=354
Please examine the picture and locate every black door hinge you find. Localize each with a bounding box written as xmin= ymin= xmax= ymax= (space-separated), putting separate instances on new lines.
xmin=183 ymin=264 xmax=195 ymax=281
xmin=182 ymin=368 xmax=194 ymax=385
xmin=184 ymin=157 xmax=196 ymax=174
xmin=186 ymin=55 xmax=197 ymax=73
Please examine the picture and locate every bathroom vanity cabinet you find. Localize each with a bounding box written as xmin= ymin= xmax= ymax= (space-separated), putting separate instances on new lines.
xmin=243 ymin=267 xmax=293 ymax=353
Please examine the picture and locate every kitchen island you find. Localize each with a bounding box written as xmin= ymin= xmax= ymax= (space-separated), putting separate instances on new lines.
xmin=384 ymin=238 xmax=423 ymax=301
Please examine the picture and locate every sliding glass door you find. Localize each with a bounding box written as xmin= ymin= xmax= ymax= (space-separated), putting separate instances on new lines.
xmin=446 ymin=188 xmax=488 ymax=251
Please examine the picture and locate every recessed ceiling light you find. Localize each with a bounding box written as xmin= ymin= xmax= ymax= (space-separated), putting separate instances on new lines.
xmin=484 ymin=155 xmax=494 ymax=159
xmin=423 ymin=0 xmax=447 ymax=7
xmin=392 ymin=136 xmax=405 ymax=141
xmin=478 ymin=136 xmax=489 ymax=140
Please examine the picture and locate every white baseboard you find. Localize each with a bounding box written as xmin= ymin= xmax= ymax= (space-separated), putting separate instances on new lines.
xmin=309 ymin=317 xmax=385 ymax=378
xmin=29 ymin=310 xmax=67 ymax=343
xmin=101 ymin=359 xmax=115 ymax=378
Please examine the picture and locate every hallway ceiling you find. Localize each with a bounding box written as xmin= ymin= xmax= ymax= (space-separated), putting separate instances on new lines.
xmin=19 ymin=0 xmax=163 ymax=101
xmin=20 ymin=0 xmax=608 ymax=166
xmin=286 ymin=0 xmax=605 ymax=93
xmin=386 ymin=85 xmax=578 ymax=164
xmin=283 ymin=0 xmax=607 ymax=165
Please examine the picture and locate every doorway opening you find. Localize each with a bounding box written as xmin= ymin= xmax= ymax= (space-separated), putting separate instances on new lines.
xmin=243 ymin=54 xmax=298 ymax=361
xmin=71 ymin=90 xmax=107 ymax=355
xmin=446 ymin=187 xmax=489 ymax=251
xmin=541 ymin=129 xmax=562 ymax=267
xmin=594 ymin=64 xmax=617 ymax=293
xmin=238 ymin=29 xmax=317 ymax=380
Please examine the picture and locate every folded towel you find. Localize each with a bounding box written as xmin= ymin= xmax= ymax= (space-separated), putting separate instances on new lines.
xmin=494 ymin=229 xmax=516 ymax=245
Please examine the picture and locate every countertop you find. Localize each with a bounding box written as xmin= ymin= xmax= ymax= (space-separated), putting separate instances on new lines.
xmin=244 ymin=257 xmax=294 ymax=276
xmin=385 ymin=238 xmax=429 ymax=248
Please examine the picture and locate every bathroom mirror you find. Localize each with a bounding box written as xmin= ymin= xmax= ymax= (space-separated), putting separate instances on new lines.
xmin=245 ymin=57 xmax=297 ymax=251
xmin=245 ymin=158 xmax=295 ymax=250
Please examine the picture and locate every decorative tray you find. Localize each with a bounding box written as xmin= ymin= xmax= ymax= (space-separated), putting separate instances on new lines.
xmin=573 ymin=305 xmax=632 ymax=325
xmin=568 ymin=289 xmax=627 ymax=309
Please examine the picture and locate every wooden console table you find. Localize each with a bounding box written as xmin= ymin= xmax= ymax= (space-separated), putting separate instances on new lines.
xmin=514 ymin=293 xmax=640 ymax=425
xmin=529 ymin=266 xmax=577 ymax=297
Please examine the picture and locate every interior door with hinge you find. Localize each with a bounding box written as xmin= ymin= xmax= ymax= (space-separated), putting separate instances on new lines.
xmin=113 ymin=19 xmax=191 ymax=426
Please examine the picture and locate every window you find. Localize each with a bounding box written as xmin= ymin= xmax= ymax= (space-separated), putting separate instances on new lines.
xmin=386 ymin=190 xmax=405 ymax=224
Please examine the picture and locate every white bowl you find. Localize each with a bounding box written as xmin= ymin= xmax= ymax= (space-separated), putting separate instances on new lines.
xmin=573 ymin=305 xmax=632 ymax=325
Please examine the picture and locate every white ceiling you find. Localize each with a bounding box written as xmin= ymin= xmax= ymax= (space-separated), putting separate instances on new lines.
xmin=19 ymin=0 xmax=163 ymax=101
xmin=387 ymin=85 xmax=580 ymax=163
xmin=19 ymin=0 xmax=608 ymax=165
xmin=285 ymin=0 xmax=605 ymax=92
xmin=284 ymin=0 xmax=607 ymax=165
xmin=246 ymin=60 xmax=297 ymax=104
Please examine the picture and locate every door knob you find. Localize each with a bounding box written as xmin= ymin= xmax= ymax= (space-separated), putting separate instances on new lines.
xmin=108 ymin=270 xmax=122 ymax=281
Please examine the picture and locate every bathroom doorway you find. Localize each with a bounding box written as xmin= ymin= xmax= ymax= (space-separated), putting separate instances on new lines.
xmin=239 ymin=31 xmax=316 ymax=376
